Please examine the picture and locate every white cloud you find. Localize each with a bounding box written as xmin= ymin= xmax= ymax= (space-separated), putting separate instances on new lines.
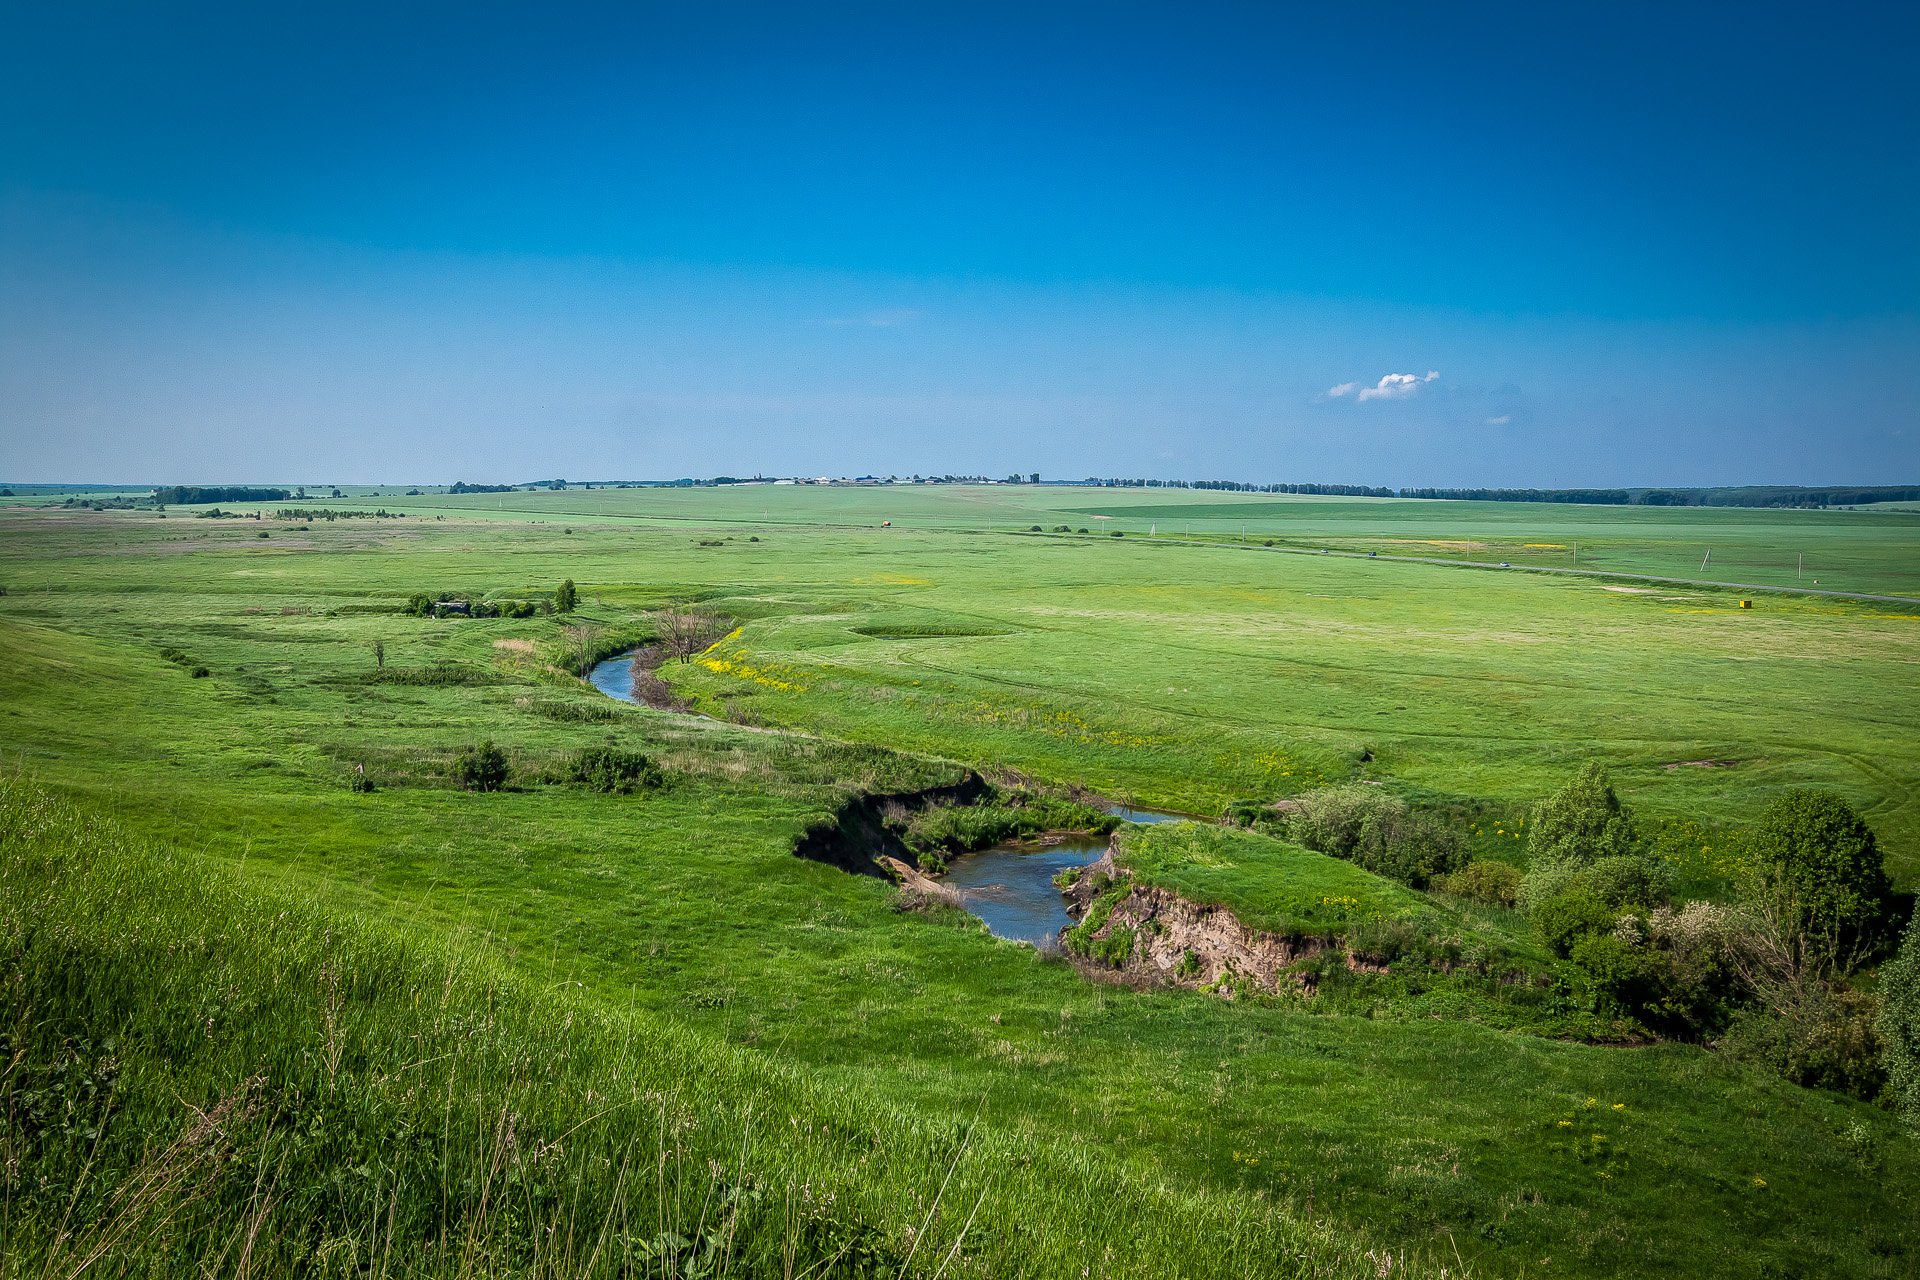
xmin=1327 ymin=370 xmax=1439 ymax=400
xmin=1355 ymin=370 xmax=1439 ymax=401
xmin=1485 ymin=414 xmax=1511 ymax=425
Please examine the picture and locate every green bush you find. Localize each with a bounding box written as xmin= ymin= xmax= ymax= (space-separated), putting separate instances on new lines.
xmin=1282 ymin=785 xmax=1464 ymax=888
xmin=1533 ymin=888 xmax=1615 ymax=958
xmin=1437 ymin=860 xmax=1522 ymax=908
xmin=452 ymin=741 xmax=509 ymax=792
xmin=1527 ymin=762 xmax=1639 ymax=866
xmin=554 ymin=579 xmax=578 ymax=613
xmin=1743 ymin=790 xmax=1892 ymax=968
xmin=404 ymin=592 xmax=435 ymax=616
xmin=1582 ymin=854 xmax=1672 ymax=911
xmin=1568 ymin=931 xmax=1666 ymax=1019
xmin=889 ymin=792 xmax=1113 ymax=860
xmin=556 ymin=746 xmax=662 ymax=794
xmin=1881 ymin=915 xmax=1920 ymax=1131
xmin=1721 ymin=985 xmax=1886 ymax=1099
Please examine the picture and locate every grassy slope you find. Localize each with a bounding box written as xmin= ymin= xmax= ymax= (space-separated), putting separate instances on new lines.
xmin=0 ymin=778 xmax=1378 ymax=1280
xmin=0 ymin=503 xmax=1917 ymax=1276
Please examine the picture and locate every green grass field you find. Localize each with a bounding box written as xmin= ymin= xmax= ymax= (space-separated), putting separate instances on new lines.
xmin=2 ymin=489 xmax=1917 ymax=1277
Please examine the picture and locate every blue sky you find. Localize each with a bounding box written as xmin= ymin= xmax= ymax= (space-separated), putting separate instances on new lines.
xmin=3 ymin=1 xmax=1915 ymax=485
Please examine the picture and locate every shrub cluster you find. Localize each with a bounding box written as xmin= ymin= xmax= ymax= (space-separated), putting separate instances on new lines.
xmin=158 ymin=646 xmax=210 ymax=678
xmin=549 ymin=746 xmax=662 ymax=794
xmin=1882 ymin=917 xmax=1920 ymax=1132
xmin=451 ymin=741 xmax=509 ymax=792
xmin=1265 ymin=785 xmax=1466 ymax=889
xmin=1511 ymin=767 xmax=1910 ymax=1092
xmin=883 ymin=789 xmax=1115 ymax=870
xmin=404 ymin=585 xmax=576 ymax=619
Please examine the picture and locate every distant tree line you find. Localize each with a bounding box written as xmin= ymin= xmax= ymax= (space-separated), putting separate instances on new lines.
xmin=1073 ymin=480 xmax=1920 ymax=508
xmin=272 ymin=508 xmax=405 ymax=521
xmin=151 ymin=486 xmax=290 ymax=504
xmin=447 ymin=481 xmax=516 ymax=494
xmin=1084 ymin=478 xmax=1397 ymax=496
xmin=1401 ymin=485 xmax=1920 ymax=508
xmin=1400 ymin=487 xmax=1633 ymax=504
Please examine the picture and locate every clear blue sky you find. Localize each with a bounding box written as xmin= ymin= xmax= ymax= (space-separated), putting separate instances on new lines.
xmin=3 ymin=1 xmax=1915 ymax=486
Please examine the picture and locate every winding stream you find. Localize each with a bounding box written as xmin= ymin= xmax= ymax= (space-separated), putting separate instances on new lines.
xmin=586 ymin=650 xmax=1195 ymax=947
xmin=586 ymin=650 xmax=643 ymax=703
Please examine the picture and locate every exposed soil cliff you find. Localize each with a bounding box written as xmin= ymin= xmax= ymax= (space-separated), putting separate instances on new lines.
xmin=1061 ymin=844 xmax=1373 ymax=996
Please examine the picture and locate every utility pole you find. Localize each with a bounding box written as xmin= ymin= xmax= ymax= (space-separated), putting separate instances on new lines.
xmin=1701 ymin=548 xmax=1711 ymax=572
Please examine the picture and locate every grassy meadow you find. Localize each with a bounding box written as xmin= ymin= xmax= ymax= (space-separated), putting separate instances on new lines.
xmin=2 ymin=488 xmax=1918 ymax=1277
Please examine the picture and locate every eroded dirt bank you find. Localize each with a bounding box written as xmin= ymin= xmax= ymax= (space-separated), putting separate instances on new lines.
xmin=1061 ymin=844 xmax=1372 ymax=996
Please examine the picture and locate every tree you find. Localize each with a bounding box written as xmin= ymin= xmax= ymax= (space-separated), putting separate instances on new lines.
xmin=657 ymin=609 xmax=728 ymax=664
xmin=563 ymin=622 xmax=600 ymax=675
xmin=1881 ymin=915 xmax=1920 ymax=1133
xmin=1527 ymin=762 xmax=1639 ymax=866
xmin=372 ymin=639 xmax=385 ymax=669
xmin=452 ymin=741 xmax=509 ymax=792
xmin=1743 ymin=790 xmax=1891 ymax=974
xmin=554 ymin=579 xmax=578 ymax=613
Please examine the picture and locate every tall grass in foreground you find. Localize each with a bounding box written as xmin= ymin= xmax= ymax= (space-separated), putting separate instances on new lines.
xmin=0 ymin=778 xmax=1442 ymax=1279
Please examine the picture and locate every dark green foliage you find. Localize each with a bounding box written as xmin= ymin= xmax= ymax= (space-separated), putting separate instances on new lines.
xmin=1533 ymin=889 xmax=1616 ymax=959
xmin=1881 ymin=916 xmax=1920 ymax=1131
xmin=1582 ymin=854 xmax=1672 ymax=911
xmin=1029 ymin=525 xmax=1043 ymax=531
xmin=554 ymin=746 xmax=662 ymax=794
xmin=452 ymin=741 xmax=509 ymax=792
xmin=1110 ymin=530 xmax=1124 ymax=537
xmin=1223 ymin=797 xmax=1272 ymax=827
xmin=1744 ymin=790 xmax=1892 ymax=967
xmin=1567 ymin=932 xmax=1667 ymax=1020
xmin=404 ymin=592 xmax=435 ymax=616
xmin=1280 ymin=785 xmax=1465 ymax=888
xmin=151 ymin=485 xmax=290 ymax=504
xmin=1722 ymin=986 xmax=1886 ymax=1099
xmin=189 ymin=665 xmax=210 ymax=678
xmin=554 ymin=578 xmax=578 ymax=613
xmin=1437 ymin=860 xmax=1522 ymax=908
xmin=520 ymin=697 xmax=620 ymax=723
xmin=348 ymin=770 xmax=376 ymax=793
xmin=886 ymin=791 xmax=1115 ymax=863
xmin=1527 ymin=762 xmax=1639 ymax=866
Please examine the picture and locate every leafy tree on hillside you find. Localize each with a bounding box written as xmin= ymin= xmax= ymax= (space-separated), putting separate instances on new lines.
xmin=1527 ymin=762 xmax=1639 ymax=865
xmin=1742 ymin=790 xmax=1891 ymax=975
xmin=1520 ymin=764 xmax=1651 ymax=913
xmin=554 ymin=579 xmax=578 ymax=613
xmin=1881 ymin=915 xmax=1920 ymax=1133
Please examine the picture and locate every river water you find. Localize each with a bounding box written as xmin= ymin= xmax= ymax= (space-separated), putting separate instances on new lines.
xmin=942 ymin=804 xmax=1193 ymax=949
xmin=586 ymin=651 xmax=641 ymax=703
xmin=585 ymin=651 xmax=1194 ymax=948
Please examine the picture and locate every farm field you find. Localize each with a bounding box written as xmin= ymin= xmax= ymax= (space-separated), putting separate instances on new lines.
xmin=286 ymin=484 xmax=1920 ymax=599
xmin=2 ymin=489 xmax=1918 ymax=1277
